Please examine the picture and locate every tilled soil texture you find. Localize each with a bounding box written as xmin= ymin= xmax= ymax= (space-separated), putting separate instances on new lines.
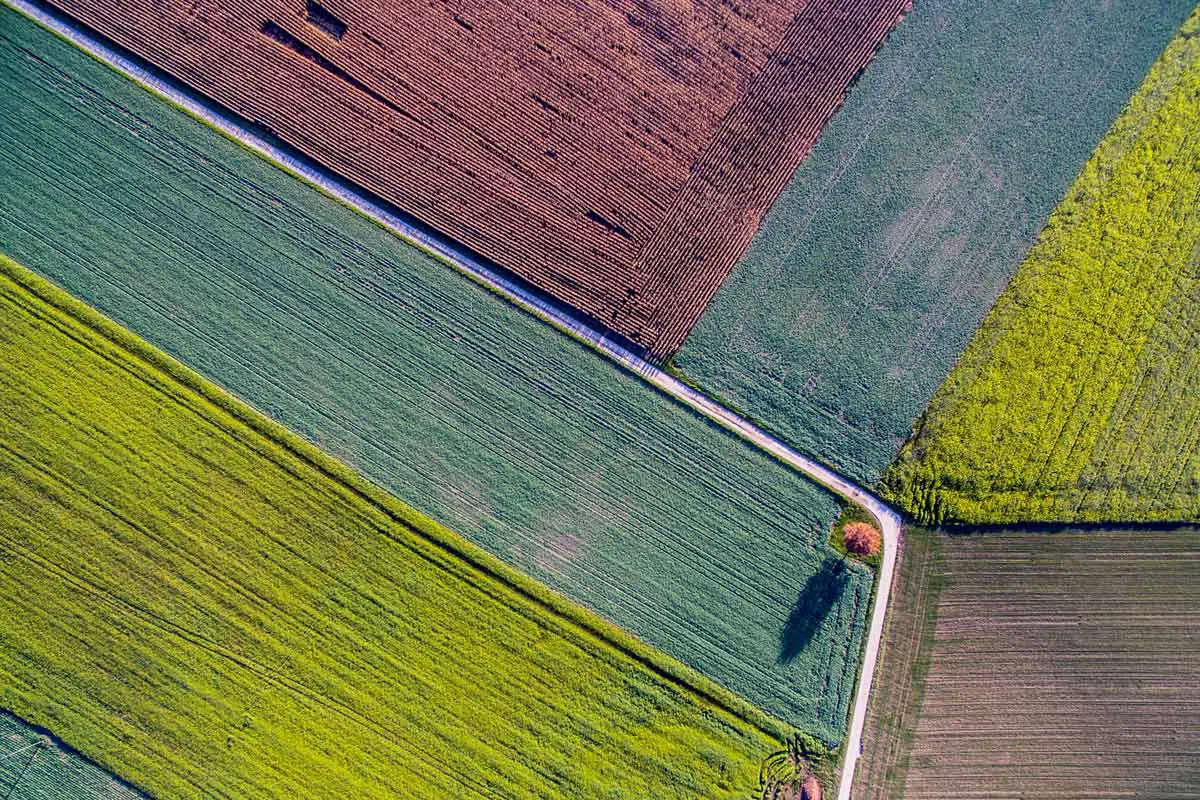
xmin=41 ymin=0 xmax=910 ymax=357
xmin=904 ymin=528 xmax=1200 ymax=799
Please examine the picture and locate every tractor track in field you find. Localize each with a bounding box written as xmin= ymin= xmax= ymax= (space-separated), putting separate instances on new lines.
xmin=5 ymin=1 xmax=901 ymax=795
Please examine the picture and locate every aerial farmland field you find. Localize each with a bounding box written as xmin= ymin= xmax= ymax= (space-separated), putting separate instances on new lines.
xmin=0 ymin=253 xmax=799 ymax=798
xmin=849 ymin=530 xmax=942 ymax=800
xmin=4 ymin=0 xmax=1200 ymax=796
xmin=0 ymin=5 xmax=871 ymax=746
xmin=891 ymin=527 xmax=1200 ymax=800
xmin=676 ymin=0 xmax=1194 ymax=484
xmin=37 ymin=0 xmax=909 ymax=356
xmin=886 ymin=6 xmax=1200 ymax=524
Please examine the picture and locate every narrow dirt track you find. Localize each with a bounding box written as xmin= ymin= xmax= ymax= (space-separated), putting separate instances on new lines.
xmin=6 ymin=2 xmax=902 ymax=796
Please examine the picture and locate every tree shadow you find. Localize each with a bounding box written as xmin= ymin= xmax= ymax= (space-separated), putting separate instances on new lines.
xmin=778 ymin=557 xmax=851 ymax=664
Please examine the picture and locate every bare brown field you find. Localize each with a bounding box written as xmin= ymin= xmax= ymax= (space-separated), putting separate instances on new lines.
xmin=901 ymin=528 xmax=1200 ymax=799
xmin=42 ymin=0 xmax=909 ymax=355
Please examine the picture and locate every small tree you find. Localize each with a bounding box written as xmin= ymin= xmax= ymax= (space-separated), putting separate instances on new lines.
xmin=843 ymin=521 xmax=881 ymax=556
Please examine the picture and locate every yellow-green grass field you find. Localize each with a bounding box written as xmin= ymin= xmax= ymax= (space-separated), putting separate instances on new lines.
xmin=887 ymin=7 xmax=1200 ymax=524
xmin=0 ymin=254 xmax=800 ymax=799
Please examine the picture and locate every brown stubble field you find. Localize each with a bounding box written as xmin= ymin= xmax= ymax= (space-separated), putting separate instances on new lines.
xmin=880 ymin=527 xmax=1200 ymax=799
xmin=43 ymin=0 xmax=909 ymax=355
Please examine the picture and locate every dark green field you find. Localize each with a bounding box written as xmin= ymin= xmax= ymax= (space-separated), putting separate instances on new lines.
xmin=677 ymin=0 xmax=1193 ymax=486
xmin=0 ymin=7 xmax=869 ymax=742
xmin=887 ymin=7 xmax=1200 ymax=524
xmin=0 ymin=712 xmax=144 ymax=800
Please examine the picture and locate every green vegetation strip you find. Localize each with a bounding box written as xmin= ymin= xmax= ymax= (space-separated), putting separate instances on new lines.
xmin=0 ymin=253 xmax=801 ymax=798
xmin=677 ymin=0 xmax=1193 ymax=485
xmin=0 ymin=5 xmax=869 ymax=739
xmin=887 ymin=7 xmax=1200 ymax=524
xmin=0 ymin=711 xmax=145 ymax=800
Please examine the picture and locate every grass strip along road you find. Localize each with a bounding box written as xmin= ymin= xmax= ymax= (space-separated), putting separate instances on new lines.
xmin=0 ymin=253 xmax=796 ymax=798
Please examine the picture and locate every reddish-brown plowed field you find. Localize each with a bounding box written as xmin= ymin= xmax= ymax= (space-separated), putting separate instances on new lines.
xmin=45 ymin=0 xmax=908 ymax=355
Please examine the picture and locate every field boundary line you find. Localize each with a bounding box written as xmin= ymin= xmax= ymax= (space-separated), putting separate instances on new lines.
xmin=3 ymin=2 xmax=901 ymax=794
xmin=0 ymin=255 xmax=794 ymax=750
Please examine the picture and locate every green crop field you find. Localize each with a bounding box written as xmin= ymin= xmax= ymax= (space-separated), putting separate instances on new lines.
xmin=0 ymin=254 xmax=804 ymax=799
xmin=893 ymin=527 xmax=1200 ymax=799
xmin=0 ymin=712 xmax=144 ymax=800
xmin=675 ymin=0 xmax=1193 ymax=486
xmin=887 ymin=8 xmax=1200 ymax=524
xmin=0 ymin=7 xmax=870 ymax=743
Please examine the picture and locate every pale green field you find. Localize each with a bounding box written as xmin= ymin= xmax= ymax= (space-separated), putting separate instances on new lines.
xmin=678 ymin=0 xmax=1192 ymax=487
xmin=888 ymin=8 xmax=1200 ymax=523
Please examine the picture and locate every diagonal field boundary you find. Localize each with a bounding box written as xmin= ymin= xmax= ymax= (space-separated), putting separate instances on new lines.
xmin=3 ymin=1 xmax=902 ymax=795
